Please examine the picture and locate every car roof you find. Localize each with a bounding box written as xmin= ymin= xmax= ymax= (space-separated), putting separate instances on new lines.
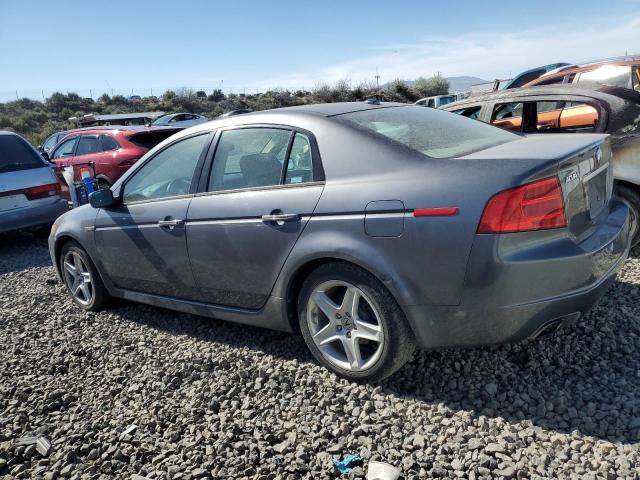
xmin=61 ymin=125 xmax=181 ymax=136
xmin=261 ymin=101 xmax=408 ymax=117
xmin=442 ymin=85 xmax=638 ymax=110
xmin=524 ymin=58 xmax=640 ymax=87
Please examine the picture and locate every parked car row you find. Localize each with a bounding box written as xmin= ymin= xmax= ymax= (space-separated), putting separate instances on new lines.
xmin=48 ymin=101 xmax=631 ymax=382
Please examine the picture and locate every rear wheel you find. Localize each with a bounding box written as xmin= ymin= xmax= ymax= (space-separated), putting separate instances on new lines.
xmin=298 ymin=262 xmax=416 ymax=382
xmin=615 ymin=184 xmax=640 ymax=247
xmin=60 ymin=241 xmax=111 ymax=311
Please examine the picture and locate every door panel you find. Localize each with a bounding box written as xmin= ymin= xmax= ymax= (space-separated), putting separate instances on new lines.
xmin=95 ymin=197 xmax=200 ymax=299
xmin=186 ymin=185 xmax=323 ymax=308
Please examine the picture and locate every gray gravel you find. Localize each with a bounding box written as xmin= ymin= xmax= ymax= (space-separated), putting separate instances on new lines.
xmin=0 ymin=233 xmax=639 ymax=479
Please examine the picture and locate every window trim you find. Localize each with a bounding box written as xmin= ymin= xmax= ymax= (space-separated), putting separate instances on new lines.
xmin=195 ymin=123 xmax=325 ymax=197
xmin=120 ymin=131 xmax=214 ymax=206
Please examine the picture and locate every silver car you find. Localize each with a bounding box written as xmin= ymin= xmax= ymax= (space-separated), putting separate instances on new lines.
xmin=151 ymin=113 xmax=208 ymax=128
xmin=49 ymin=103 xmax=630 ymax=382
xmin=0 ymin=132 xmax=68 ymax=234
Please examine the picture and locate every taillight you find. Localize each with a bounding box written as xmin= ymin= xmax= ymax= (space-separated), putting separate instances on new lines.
xmin=23 ymin=183 xmax=61 ymax=200
xmin=478 ymin=177 xmax=566 ymax=233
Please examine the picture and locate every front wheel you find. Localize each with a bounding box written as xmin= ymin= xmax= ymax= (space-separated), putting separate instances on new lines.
xmin=60 ymin=241 xmax=111 ymax=311
xmin=298 ymin=262 xmax=416 ymax=382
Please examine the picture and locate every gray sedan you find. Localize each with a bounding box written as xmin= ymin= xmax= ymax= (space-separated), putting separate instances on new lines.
xmin=49 ymin=102 xmax=630 ymax=382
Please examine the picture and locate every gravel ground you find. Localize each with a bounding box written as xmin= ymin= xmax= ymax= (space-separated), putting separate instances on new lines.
xmin=0 ymin=233 xmax=639 ymax=480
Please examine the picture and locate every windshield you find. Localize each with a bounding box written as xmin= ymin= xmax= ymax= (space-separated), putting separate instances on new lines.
xmin=438 ymin=96 xmax=456 ymax=106
xmin=0 ymin=135 xmax=45 ymax=172
xmin=337 ymin=106 xmax=518 ymax=158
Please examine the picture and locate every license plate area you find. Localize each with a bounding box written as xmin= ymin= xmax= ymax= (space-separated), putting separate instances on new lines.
xmin=583 ymin=164 xmax=609 ymax=220
xmin=0 ymin=194 xmax=29 ymax=212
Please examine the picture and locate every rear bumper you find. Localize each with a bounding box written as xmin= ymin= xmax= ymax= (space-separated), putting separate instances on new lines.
xmin=406 ymin=199 xmax=631 ymax=349
xmin=0 ymin=199 xmax=68 ymax=234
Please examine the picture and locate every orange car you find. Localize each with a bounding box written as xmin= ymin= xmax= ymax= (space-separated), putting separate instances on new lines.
xmin=523 ymin=57 xmax=640 ymax=91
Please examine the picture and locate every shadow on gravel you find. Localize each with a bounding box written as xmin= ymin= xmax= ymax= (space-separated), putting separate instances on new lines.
xmin=116 ymin=274 xmax=640 ymax=444
xmin=384 ymin=276 xmax=640 ymax=444
xmin=0 ymin=233 xmax=51 ymax=273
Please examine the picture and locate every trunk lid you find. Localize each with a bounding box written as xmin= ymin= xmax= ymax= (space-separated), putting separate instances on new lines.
xmin=461 ymin=133 xmax=613 ymax=239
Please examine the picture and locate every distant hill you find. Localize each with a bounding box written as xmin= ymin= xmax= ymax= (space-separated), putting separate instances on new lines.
xmin=398 ymin=76 xmax=488 ymax=93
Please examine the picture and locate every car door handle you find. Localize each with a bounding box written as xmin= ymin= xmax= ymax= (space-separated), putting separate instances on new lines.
xmin=158 ymin=218 xmax=185 ymax=229
xmin=261 ymin=213 xmax=301 ymax=223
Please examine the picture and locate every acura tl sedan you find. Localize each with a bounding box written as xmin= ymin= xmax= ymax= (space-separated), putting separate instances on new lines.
xmin=49 ymin=102 xmax=630 ymax=382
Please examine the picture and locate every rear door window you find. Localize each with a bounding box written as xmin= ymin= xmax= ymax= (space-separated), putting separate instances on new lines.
xmin=208 ymin=128 xmax=291 ymax=191
xmin=100 ymin=135 xmax=120 ymax=151
xmin=0 ymin=135 xmax=45 ymax=172
xmin=76 ymin=135 xmax=101 ymax=156
xmin=285 ymin=133 xmax=315 ymax=184
xmin=633 ymin=67 xmax=640 ymax=92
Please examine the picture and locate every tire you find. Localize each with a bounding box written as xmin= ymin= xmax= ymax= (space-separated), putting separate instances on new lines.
xmin=59 ymin=241 xmax=111 ymax=311
xmin=615 ymin=184 xmax=640 ymax=247
xmin=298 ymin=261 xmax=416 ymax=382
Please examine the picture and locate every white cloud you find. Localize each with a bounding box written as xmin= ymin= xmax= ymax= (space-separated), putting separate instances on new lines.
xmin=246 ymin=15 xmax=640 ymax=90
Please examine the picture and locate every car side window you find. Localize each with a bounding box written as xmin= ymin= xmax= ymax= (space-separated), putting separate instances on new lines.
xmin=52 ymin=137 xmax=78 ymax=159
xmin=100 ymin=135 xmax=120 ymax=151
xmin=285 ymin=133 xmax=314 ymax=184
xmin=208 ymin=128 xmax=291 ymax=192
xmin=451 ymin=106 xmax=481 ymax=119
xmin=43 ymin=135 xmax=60 ymax=151
xmin=123 ymin=133 xmax=210 ymax=203
xmin=491 ymin=103 xmax=523 ymax=132
xmin=76 ymin=136 xmax=101 ymax=156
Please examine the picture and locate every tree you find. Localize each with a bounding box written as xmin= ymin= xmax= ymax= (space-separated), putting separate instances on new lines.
xmin=412 ymin=74 xmax=450 ymax=98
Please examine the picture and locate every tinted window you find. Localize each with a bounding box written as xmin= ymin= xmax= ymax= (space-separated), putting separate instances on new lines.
xmin=285 ymin=133 xmax=314 ymax=184
xmin=633 ymin=67 xmax=640 ymax=93
xmin=76 ymin=136 xmax=101 ymax=156
xmin=100 ymin=135 xmax=120 ymax=151
xmin=123 ymin=134 xmax=209 ymax=203
xmin=0 ymin=135 xmax=45 ymax=172
xmin=208 ymin=128 xmax=290 ymax=191
xmin=52 ymin=137 xmax=78 ymax=159
xmin=339 ymin=107 xmax=517 ymax=158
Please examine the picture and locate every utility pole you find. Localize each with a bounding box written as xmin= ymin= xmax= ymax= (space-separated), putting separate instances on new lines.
xmin=375 ymin=67 xmax=380 ymax=90
xmin=90 ymin=89 xmax=92 ymax=99
xmin=41 ymin=90 xmax=45 ymax=102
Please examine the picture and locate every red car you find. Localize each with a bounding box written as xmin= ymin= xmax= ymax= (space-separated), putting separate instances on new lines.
xmin=47 ymin=126 xmax=181 ymax=187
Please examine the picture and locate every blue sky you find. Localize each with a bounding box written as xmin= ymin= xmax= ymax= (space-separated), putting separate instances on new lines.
xmin=0 ymin=0 xmax=638 ymax=101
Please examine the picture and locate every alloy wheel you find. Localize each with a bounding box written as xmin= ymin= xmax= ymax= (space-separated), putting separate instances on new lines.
xmin=62 ymin=251 xmax=94 ymax=306
xmin=306 ymin=280 xmax=385 ymax=372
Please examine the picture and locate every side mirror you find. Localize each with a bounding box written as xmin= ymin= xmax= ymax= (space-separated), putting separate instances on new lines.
xmin=41 ymin=151 xmax=50 ymax=162
xmin=89 ymin=189 xmax=117 ymax=208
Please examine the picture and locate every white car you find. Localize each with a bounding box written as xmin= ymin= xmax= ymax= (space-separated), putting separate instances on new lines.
xmin=151 ymin=113 xmax=208 ymax=128
xmin=0 ymin=131 xmax=68 ymax=234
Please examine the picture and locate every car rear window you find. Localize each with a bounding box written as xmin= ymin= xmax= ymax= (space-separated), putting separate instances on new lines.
xmin=337 ymin=106 xmax=517 ymax=158
xmin=128 ymin=130 xmax=180 ymax=150
xmin=0 ymin=135 xmax=45 ymax=172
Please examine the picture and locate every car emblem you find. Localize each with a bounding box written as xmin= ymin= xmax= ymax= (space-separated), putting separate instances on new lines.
xmin=565 ymin=171 xmax=579 ymax=184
